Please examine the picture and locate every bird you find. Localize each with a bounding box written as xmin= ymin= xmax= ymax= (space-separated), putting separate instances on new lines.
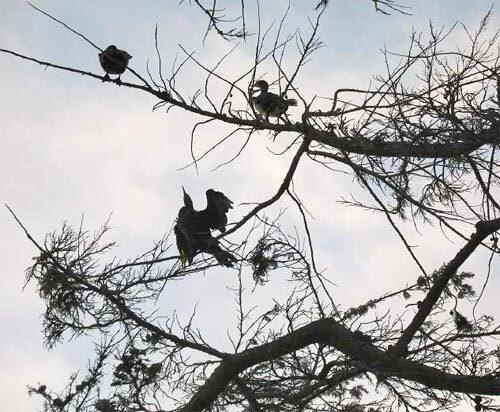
xmin=98 ymin=45 xmax=132 ymax=83
xmin=174 ymin=187 xmax=236 ymax=267
xmin=250 ymin=80 xmax=297 ymax=121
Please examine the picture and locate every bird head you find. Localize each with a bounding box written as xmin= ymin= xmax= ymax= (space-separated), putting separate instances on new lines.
xmin=99 ymin=45 xmax=117 ymax=57
xmin=252 ymin=80 xmax=269 ymax=92
xmin=182 ymin=186 xmax=194 ymax=209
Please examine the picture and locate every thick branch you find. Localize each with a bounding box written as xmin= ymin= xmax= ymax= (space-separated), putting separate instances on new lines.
xmin=394 ymin=217 xmax=500 ymax=354
xmin=180 ymin=317 xmax=500 ymax=411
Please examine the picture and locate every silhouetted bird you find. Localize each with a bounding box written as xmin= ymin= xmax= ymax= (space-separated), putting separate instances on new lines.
xmin=174 ymin=187 xmax=236 ymax=267
xmin=250 ymin=80 xmax=297 ymax=120
xmin=99 ymin=45 xmax=132 ymax=83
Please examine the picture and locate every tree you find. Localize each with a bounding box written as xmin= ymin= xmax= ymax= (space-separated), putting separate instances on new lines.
xmin=1 ymin=1 xmax=500 ymax=411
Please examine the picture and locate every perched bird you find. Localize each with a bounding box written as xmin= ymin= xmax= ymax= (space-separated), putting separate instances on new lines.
xmin=250 ymin=80 xmax=297 ymax=121
xmin=98 ymin=45 xmax=132 ymax=83
xmin=174 ymin=187 xmax=236 ymax=267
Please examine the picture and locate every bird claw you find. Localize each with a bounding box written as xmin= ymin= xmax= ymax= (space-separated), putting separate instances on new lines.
xmin=102 ymin=73 xmax=110 ymax=82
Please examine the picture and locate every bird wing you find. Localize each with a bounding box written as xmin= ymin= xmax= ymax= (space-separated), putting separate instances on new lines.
xmin=253 ymin=92 xmax=293 ymax=117
xmin=252 ymin=92 xmax=274 ymax=115
xmin=205 ymin=190 xmax=233 ymax=232
xmin=212 ymin=190 xmax=233 ymax=213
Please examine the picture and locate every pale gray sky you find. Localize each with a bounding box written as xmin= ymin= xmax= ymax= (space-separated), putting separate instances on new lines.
xmin=1 ymin=1 xmax=499 ymax=410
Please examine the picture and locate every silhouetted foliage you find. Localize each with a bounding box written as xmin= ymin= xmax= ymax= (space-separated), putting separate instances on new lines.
xmin=3 ymin=1 xmax=500 ymax=411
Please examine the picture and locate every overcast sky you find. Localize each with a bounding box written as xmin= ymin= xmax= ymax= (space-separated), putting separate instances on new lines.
xmin=1 ymin=1 xmax=499 ymax=410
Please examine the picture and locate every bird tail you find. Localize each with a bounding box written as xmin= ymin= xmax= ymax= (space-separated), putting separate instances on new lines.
xmin=286 ymin=99 xmax=298 ymax=107
xmin=213 ymin=249 xmax=237 ymax=268
xmin=204 ymin=241 xmax=237 ymax=267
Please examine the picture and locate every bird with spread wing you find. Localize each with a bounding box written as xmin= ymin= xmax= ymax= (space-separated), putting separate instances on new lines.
xmin=174 ymin=187 xmax=236 ymax=267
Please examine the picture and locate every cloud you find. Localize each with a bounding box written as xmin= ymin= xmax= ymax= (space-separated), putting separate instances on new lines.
xmin=1 ymin=1 xmax=499 ymax=409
